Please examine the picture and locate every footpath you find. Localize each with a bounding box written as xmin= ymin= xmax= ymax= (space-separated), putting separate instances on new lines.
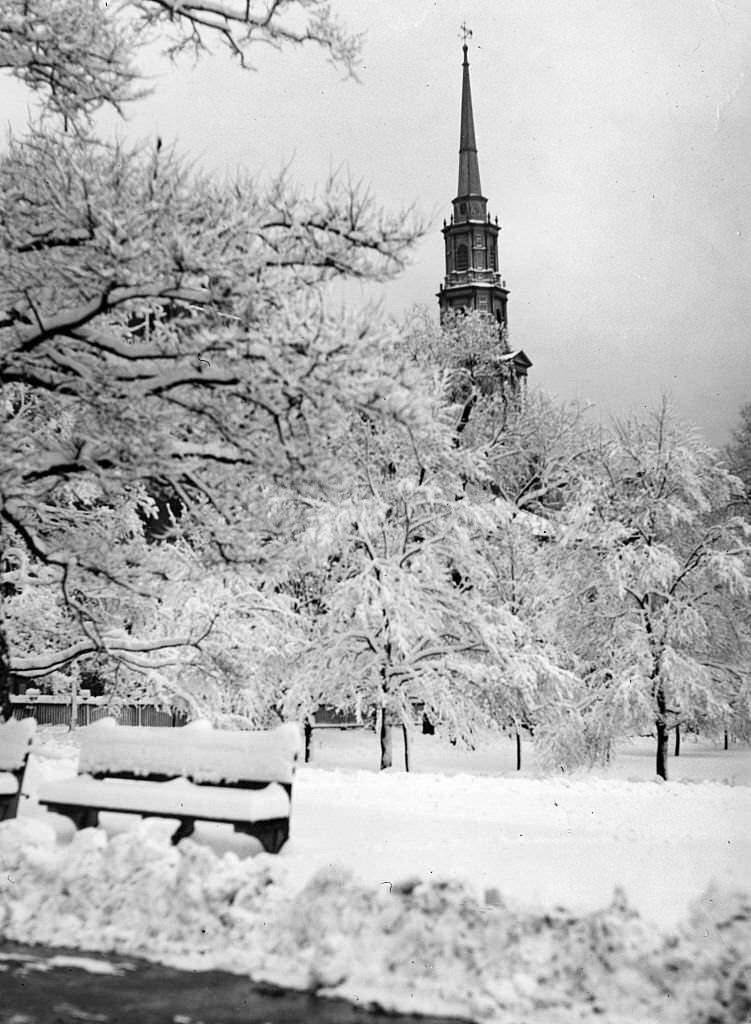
xmin=0 ymin=942 xmax=469 ymax=1024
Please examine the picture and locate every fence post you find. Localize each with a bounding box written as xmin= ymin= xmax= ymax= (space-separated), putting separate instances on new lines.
xmin=69 ymin=684 xmax=78 ymax=730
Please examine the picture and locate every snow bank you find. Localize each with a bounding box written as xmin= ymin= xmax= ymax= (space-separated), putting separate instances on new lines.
xmin=1 ymin=819 xmax=749 ymax=1023
xmin=5 ymin=731 xmax=750 ymax=1022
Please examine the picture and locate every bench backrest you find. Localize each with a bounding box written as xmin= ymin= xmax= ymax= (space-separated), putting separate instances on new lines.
xmin=78 ymin=720 xmax=301 ymax=785
xmin=0 ymin=718 xmax=36 ymax=771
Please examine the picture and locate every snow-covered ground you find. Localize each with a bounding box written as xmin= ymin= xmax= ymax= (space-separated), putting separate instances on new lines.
xmin=1 ymin=725 xmax=750 ymax=1023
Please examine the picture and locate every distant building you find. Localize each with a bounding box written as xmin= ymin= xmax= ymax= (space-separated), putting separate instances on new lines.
xmin=437 ymin=37 xmax=532 ymax=387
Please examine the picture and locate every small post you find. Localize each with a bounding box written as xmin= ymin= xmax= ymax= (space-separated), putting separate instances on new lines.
xmin=724 ymin=729 xmax=729 ymax=751
xmin=69 ymin=679 xmax=78 ymax=731
xmin=516 ymin=729 xmax=522 ymax=771
xmin=674 ymin=723 xmax=681 ymax=757
xmin=304 ymin=720 xmax=313 ymax=763
xmin=402 ymin=723 xmax=410 ymax=773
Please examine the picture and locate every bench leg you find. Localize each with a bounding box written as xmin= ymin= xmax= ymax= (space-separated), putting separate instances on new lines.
xmin=264 ymin=825 xmax=287 ymax=854
xmin=70 ymin=807 xmax=98 ymax=830
xmin=0 ymin=793 xmax=20 ymax=821
xmin=171 ymin=819 xmax=195 ymax=845
xmin=81 ymin=808 xmax=99 ymax=829
xmin=39 ymin=805 xmax=99 ymax=831
xmin=234 ymin=821 xmax=289 ymax=854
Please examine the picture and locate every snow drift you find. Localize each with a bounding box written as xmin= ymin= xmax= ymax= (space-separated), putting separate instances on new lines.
xmin=1 ymin=817 xmax=749 ymax=1023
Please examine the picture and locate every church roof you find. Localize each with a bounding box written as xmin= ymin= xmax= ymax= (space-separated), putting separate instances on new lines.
xmin=512 ymin=349 xmax=533 ymax=369
xmin=457 ymin=43 xmax=483 ymax=198
xmin=499 ymin=349 xmax=533 ymax=369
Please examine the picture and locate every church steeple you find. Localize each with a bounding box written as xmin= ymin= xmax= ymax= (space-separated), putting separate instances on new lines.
xmin=437 ymin=32 xmax=532 ymax=384
xmin=438 ymin=34 xmax=504 ymax=321
xmin=457 ymin=43 xmax=482 ymax=198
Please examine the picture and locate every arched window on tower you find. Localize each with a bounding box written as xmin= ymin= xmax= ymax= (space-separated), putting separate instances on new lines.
xmin=456 ymin=244 xmax=468 ymax=272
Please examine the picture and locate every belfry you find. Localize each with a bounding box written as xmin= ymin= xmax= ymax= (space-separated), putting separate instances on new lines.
xmin=438 ymin=31 xmax=531 ymax=383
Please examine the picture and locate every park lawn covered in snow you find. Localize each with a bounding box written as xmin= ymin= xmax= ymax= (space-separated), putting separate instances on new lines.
xmin=1 ymin=725 xmax=750 ymax=1023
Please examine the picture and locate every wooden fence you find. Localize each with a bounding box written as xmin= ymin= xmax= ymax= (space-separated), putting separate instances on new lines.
xmin=9 ymin=696 xmax=186 ymax=728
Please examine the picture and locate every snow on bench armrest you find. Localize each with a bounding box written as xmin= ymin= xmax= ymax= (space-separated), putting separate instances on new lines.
xmin=38 ymin=777 xmax=290 ymax=821
xmin=78 ymin=720 xmax=302 ymax=784
xmin=0 ymin=718 xmax=36 ymax=771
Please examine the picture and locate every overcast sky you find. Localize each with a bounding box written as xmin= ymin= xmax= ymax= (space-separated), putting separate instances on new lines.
xmin=4 ymin=0 xmax=750 ymax=446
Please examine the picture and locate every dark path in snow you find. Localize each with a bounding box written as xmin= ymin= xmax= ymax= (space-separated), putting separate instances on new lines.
xmin=0 ymin=943 xmax=471 ymax=1024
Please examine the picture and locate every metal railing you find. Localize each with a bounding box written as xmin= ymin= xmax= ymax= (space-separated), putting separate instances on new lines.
xmin=442 ymin=269 xmax=504 ymax=287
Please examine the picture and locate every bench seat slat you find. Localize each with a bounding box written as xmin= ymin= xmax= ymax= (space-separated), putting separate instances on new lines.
xmin=39 ymin=777 xmax=290 ymax=821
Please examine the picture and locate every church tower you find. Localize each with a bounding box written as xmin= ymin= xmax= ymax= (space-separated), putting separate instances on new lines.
xmin=438 ymin=33 xmax=531 ymax=382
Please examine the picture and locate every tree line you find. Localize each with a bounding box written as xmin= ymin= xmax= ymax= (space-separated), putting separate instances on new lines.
xmin=2 ymin=0 xmax=749 ymax=779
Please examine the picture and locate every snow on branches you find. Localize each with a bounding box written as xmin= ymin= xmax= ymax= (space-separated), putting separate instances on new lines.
xmin=0 ymin=0 xmax=421 ymax=715
xmin=0 ymin=1 xmax=361 ymax=124
xmin=555 ymin=401 xmax=751 ymax=777
xmin=1 ymin=1 xmax=748 ymax=775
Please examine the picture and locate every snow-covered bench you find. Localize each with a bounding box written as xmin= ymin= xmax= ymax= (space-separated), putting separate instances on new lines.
xmin=37 ymin=719 xmax=301 ymax=852
xmin=0 ymin=718 xmax=36 ymax=820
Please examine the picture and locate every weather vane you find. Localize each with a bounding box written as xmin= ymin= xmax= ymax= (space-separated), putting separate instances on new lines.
xmin=459 ymin=21 xmax=473 ymax=46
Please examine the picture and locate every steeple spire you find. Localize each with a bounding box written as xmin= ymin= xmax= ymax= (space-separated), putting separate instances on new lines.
xmin=457 ymin=38 xmax=482 ymax=198
xmin=437 ymin=30 xmax=533 ymax=390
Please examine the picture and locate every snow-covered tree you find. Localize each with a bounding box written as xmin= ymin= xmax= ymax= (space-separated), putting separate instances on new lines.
xmin=0 ymin=1 xmax=424 ymax=717
xmin=402 ymin=307 xmax=518 ymax=434
xmin=273 ymin=317 xmax=587 ymax=769
xmin=405 ymin=319 xmax=598 ymax=768
xmin=726 ymin=401 xmax=751 ymax=513
xmin=461 ymin=390 xmax=603 ymax=770
xmin=277 ymin=412 xmax=500 ymax=767
xmin=0 ymin=0 xmax=361 ymax=123
xmin=560 ymin=402 xmax=751 ymax=779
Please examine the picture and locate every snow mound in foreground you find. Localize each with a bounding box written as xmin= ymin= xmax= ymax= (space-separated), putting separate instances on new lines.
xmin=1 ymin=820 xmax=749 ymax=1024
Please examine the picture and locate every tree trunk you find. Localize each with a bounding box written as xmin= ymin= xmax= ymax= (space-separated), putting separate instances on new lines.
xmin=402 ymin=723 xmax=410 ymax=773
xmin=656 ymin=719 xmax=669 ymax=780
xmin=515 ymin=729 xmax=522 ymax=771
xmin=654 ymin=678 xmax=669 ymax=780
xmin=724 ymin=729 xmax=729 ymax=751
xmin=379 ymin=711 xmax=392 ymax=770
xmin=0 ymin=628 xmax=11 ymax=722
xmin=674 ymin=723 xmax=681 ymax=757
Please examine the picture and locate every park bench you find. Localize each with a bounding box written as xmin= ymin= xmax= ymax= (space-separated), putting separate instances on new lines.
xmin=37 ymin=719 xmax=301 ymax=852
xmin=0 ymin=718 xmax=36 ymax=821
